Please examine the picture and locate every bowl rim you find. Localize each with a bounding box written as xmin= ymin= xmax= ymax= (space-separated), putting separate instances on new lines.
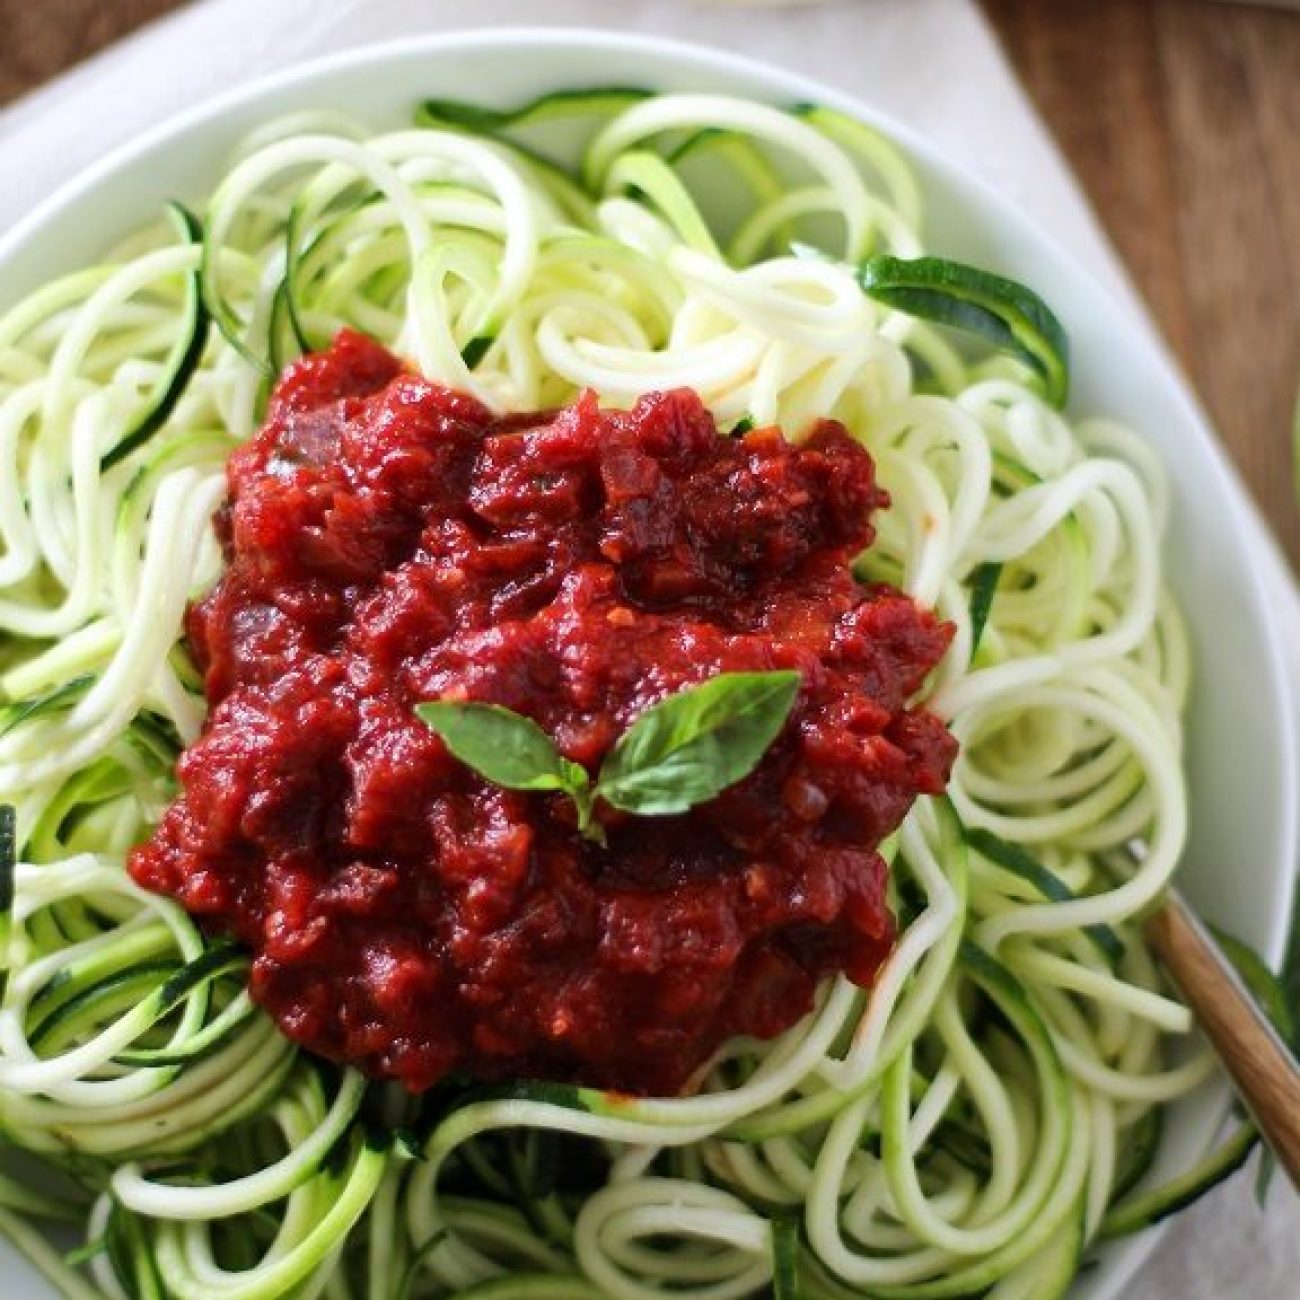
xmin=0 ymin=24 xmax=1295 ymax=1300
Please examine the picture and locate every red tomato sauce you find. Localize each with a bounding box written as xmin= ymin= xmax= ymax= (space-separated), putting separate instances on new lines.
xmin=129 ymin=331 xmax=956 ymax=1095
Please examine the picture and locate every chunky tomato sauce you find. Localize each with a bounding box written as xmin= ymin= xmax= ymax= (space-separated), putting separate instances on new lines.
xmin=130 ymin=331 xmax=955 ymax=1094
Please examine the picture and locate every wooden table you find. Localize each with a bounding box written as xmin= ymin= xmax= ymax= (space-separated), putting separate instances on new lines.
xmin=2 ymin=0 xmax=1298 ymax=561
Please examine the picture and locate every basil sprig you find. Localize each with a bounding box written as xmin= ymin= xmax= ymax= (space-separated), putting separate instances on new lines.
xmin=416 ymin=670 xmax=801 ymax=842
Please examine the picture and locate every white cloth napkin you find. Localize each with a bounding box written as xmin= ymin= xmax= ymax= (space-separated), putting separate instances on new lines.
xmin=1 ymin=1 xmax=1297 ymax=1294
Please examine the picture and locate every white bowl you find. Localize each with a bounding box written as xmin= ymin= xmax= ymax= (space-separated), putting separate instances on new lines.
xmin=0 ymin=28 xmax=1294 ymax=1300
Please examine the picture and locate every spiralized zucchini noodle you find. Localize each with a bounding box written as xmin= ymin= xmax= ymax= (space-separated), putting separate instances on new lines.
xmin=0 ymin=88 xmax=1267 ymax=1300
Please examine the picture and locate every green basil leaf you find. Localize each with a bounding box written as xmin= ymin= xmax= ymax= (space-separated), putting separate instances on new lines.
xmin=859 ymin=254 xmax=1070 ymax=408
xmin=597 ymin=671 xmax=800 ymax=817
xmin=415 ymin=701 xmax=587 ymax=796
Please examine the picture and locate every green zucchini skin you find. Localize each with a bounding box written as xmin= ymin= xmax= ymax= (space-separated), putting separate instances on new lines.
xmin=859 ymin=253 xmax=1070 ymax=408
xmin=104 ymin=203 xmax=210 ymax=470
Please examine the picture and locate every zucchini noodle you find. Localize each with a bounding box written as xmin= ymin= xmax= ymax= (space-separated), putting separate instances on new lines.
xmin=0 ymin=88 xmax=1252 ymax=1300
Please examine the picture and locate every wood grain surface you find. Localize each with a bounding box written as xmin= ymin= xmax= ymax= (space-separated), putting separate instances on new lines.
xmin=983 ymin=0 xmax=1300 ymax=563
xmin=1 ymin=0 xmax=1297 ymax=561
xmin=0 ymin=0 xmax=182 ymax=105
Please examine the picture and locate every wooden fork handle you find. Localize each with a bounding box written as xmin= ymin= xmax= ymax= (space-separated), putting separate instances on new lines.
xmin=1145 ymin=896 xmax=1300 ymax=1190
